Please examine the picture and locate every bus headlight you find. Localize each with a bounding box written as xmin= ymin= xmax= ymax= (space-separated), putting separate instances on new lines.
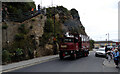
xmin=71 ymin=51 xmax=73 ymax=53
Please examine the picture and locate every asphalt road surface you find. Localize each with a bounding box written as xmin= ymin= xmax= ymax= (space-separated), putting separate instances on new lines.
xmin=8 ymin=51 xmax=119 ymax=72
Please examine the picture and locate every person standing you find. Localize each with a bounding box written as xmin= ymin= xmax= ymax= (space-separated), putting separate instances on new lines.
xmin=105 ymin=46 xmax=108 ymax=53
xmin=38 ymin=4 xmax=40 ymax=14
xmin=113 ymin=48 xmax=119 ymax=68
xmin=31 ymin=8 xmax=34 ymax=16
xmin=2 ymin=6 xmax=9 ymax=21
xmin=44 ymin=7 xmax=46 ymax=15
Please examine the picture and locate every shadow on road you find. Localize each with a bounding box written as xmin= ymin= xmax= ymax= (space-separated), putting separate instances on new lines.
xmin=58 ymin=56 xmax=89 ymax=61
xmin=95 ymin=55 xmax=106 ymax=59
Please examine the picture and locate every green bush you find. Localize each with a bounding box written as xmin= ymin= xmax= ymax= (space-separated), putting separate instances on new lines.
xmin=2 ymin=50 xmax=11 ymax=64
xmin=44 ymin=18 xmax=54 ymax=33
xmin=70 ymin=8 xmax=80 ymax=20
xmin=16 ymin=48 xmax=23 ymax=56
xmin=31 ymin=19 xmax=35 ymax=21
xmin=21 ymin=24 xmax=25 ymax=27
xmin=89 ymin=39 xmax=95 ymax=50
xmin=14 ymin=33 xmax=24 ymax=40
xmin=4 ymin=2 xmax=36 ymax=15
xmin=2 ymin=24 xmax=8 ymax=29
xmin=40 ymin=15 xmax=43 ymax=19
xmin=18 ymin=24 xmax=29 ymax=34
xmin=18 ymin=24 xmax=25 ymax=31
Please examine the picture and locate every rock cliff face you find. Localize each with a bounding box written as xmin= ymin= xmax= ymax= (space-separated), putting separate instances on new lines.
xmin=2 ymin=14 xmax=46 ymax=46
xmin=2 ymin=14 xmax=48 ymax=60
xmin=63 ymin=8 xmax=87 ymax=35
xmin=46 ymin=6 xmax=87 ymax=36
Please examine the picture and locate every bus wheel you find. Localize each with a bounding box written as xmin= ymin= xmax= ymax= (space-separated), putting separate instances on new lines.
xmin=86 ymin=53 xmax=88 ymax=57
xmin=59 ymin=52 xmax=64 ymax=60
xmin=59 ymin=54 xmax=64 ymax=60
xmin=74 ymin=54 xmax=77 ymax=59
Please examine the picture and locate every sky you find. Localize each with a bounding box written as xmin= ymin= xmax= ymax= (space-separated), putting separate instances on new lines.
xmin=33 ymin=0 xmax=119 ymax=42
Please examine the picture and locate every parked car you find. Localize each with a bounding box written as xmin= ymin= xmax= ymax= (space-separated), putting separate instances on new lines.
xmin=95 ymin=48 xmax=106 ymax=57
xmin=95 ymin=47 xmax=99 ymax=49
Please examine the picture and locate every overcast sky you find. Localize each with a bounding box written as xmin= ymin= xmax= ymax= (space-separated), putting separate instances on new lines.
xmin=33 ymin=0 xmax=119 ymax=42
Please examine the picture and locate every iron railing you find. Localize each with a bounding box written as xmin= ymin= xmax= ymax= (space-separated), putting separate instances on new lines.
xmin=7 ymin=11 xmax=41 ymax=23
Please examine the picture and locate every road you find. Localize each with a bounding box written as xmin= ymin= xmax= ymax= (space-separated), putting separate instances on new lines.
xmin=8 ymin=50 xmax=119 ymax=72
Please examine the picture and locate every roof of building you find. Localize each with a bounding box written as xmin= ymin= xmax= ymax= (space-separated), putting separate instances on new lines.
xmin=95 ymin=41 xmax=116 ymax=43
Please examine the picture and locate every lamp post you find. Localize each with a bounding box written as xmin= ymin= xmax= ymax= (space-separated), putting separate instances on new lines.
xmin=108 ymin=33 xmax=109 ymax=45
xmin=54 ymin=7 xmax=55 ymax=38
xmin=41 ymin=0 xmax=42 ymax=8
xmin=51 ymin=0 xmax=55 ymax=37
xmin=106 ymin=33 xmax=109 ymax=45
xmin=51 ymin=0 xmax=57 ymax=55
xmin=51 ymin=0 xmax=53 ymax=7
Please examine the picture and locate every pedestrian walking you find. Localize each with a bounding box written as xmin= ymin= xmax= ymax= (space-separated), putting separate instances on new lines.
xmin=112 ymin=48 xmax=119 ymax=68
xmin=106 ymin=50 xmax=112 ymax=62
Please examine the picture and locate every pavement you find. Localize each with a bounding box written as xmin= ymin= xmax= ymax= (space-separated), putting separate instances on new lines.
xmin=6 ymin=51 xmax=117 ymax=72
xmin=1 ymin=55 xmax=59 ymax=73
xmin=103 ymin=59 xmax=116 ymax=67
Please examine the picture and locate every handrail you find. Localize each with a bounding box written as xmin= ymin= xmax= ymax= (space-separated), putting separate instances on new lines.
xmin=7 ymin=10 xmax=42 ymax=23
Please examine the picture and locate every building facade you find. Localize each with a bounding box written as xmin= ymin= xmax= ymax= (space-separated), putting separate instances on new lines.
xmin=94 ymin=41 xmax=117 ymax=48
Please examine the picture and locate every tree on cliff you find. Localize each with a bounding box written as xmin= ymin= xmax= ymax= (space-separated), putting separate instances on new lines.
xmin=2 ymin=1 xmax=36 ymax=21
xmin=70 ymin=8 xmax=80 ymax=20
xmin=2 ymin=1 xmax=36 ymax=13
xmin=89 ymin=39 xmax=95 ymax=50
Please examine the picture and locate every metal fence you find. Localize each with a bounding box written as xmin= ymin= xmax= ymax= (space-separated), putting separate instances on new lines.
xmin=7 ymin=11 xmax=41 ymax=23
